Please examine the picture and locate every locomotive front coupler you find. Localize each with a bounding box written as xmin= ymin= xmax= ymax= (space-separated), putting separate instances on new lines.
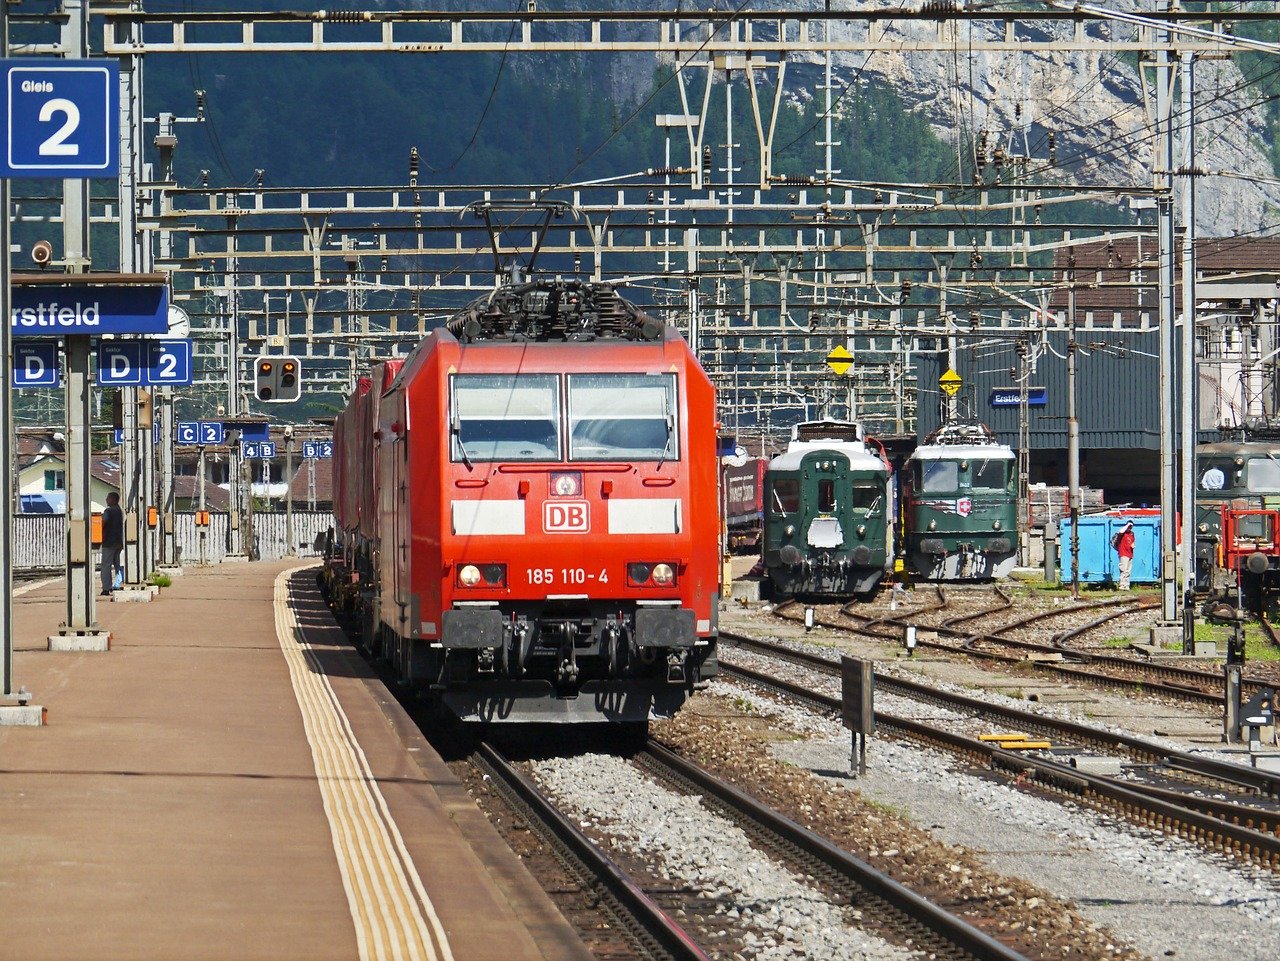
xmin=506 ymin=618 xmax=531 ymax=677
xmin=557 ymin=644 xmax=580 ymax=686
xmin=666 ymin=649 xmax=688 ymax=684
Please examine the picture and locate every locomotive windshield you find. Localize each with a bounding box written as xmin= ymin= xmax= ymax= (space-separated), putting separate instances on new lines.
xmin=1247 ymin=457 xmax=1280 ymax=493
xmin=567 ymin=373 xmax=677 ymax=461
xmin=971 ymin=459 xmax=1009 ymax=490
xmin=919 ymin=460 xmax=958 ymax=493
xmin=851 ymin=483 xmax=883 ymax=515
xmin=450 ymin=373 xmax=560 ymax=461
xmin=1199 ymin=462 xmax=1230 ymax=491
xmin=770 ymin=479 xmax=801 ymax=513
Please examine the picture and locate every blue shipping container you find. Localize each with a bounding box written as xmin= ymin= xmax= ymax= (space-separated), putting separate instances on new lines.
xmin=1058 ymin=515 xmax=1160 ymax=585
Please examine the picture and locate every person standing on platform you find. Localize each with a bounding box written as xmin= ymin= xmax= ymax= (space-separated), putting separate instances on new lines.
xmin=100 ymin=491 xmax=124 ymax=596
xmin=1113 ymin=521 xmax=1135 ymax=591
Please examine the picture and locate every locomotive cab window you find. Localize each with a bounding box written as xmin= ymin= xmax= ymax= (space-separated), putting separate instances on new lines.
xmin=450 ymin=373 xmax=560 ymax=461
xmin=850 ymin=483 xmax=883 ymax=515
xmin=971 ymin=459 xmax=1008 ymax=490
xmin=567 ymin=373 xmax=677 ymax=461
xmin=1199 ymin=463 xmax=1230 ymax=491
xmin=919 ymin=460 xmax=958 ymax=493
xmin=1247 ymin=457 xmax=1280 ymax=493
xmin=770 ymin=478 xmax=801 ymax=514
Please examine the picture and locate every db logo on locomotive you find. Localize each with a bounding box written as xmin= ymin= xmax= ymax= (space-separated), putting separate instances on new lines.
xmin=544 ymin=500 xmax=590 ymax=533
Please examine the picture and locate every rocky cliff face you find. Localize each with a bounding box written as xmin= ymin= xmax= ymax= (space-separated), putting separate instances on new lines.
xmin=779 ymin=0 xmax=1280 ymax=238
xmin=353 ymin=0 xmax=1280 ymax=236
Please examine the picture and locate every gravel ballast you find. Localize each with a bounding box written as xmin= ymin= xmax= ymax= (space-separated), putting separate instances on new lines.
xmin=704 ymin=676 xmax=1280 ymax=961
xmin=530 ymin=752 xmax=922 ymax=961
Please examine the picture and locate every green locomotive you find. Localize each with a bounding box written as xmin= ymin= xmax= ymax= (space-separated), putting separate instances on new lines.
xmin=904 ymin=421 xmax=1018 ymax=580
xmin=762 ymin=421 xmax=894 ymax=597
xmin=1194 ymin=436 xmax=1280 ymax=591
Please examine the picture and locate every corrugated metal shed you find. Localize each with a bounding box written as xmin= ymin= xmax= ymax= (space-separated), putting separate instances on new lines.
xmin=914 ymin=328 xmax=1171 ymax=450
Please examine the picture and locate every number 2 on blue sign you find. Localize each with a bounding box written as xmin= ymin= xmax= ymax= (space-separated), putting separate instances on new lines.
xmin=156 ymin=351 xmax=178 ymax=379
xmin=39 ymin=98 xmax=80 ymax=156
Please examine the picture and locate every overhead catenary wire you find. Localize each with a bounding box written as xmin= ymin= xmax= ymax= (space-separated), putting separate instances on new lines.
xmin=543 ymin=0 xmax=756 ymax=194
xmin=422 ymin=0 xmax=524 ymax=175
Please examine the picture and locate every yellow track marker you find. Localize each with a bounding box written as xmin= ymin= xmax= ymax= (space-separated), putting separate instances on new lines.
xmin=996 ymin=741 xmax=1053 ymax=750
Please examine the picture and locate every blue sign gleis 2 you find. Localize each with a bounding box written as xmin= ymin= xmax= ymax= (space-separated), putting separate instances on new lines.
xmin=1 ymin=59 xmax=119 ymax=178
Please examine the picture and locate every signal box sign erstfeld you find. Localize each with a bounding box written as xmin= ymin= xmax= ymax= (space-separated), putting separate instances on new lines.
xmin=1 ymin=59 xmax=119 ymax=178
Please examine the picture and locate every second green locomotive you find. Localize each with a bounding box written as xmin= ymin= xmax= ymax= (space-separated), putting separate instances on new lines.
xmin=762 ymin=421 xmax=894 ymax=597
xmin=904 ymin=421 xmax=1018 ymax=580
xmin=1194 ymin=435 xmax=1280 ymax=591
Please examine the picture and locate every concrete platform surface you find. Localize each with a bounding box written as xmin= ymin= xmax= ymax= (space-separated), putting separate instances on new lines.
xmin=0 ymin=563 xmax=591 ymax=961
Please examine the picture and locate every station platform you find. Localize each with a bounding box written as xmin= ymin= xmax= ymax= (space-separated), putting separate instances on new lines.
xmin=0 ymin=561 xmax=592 ymax=961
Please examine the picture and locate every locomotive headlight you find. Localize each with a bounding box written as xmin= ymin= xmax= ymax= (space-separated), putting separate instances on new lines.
xmin=784 ymin=524 xmax=796 ymax=537
xmin=928 ymin=519 xmax=938 ymax=531
xmin=458 ymin=565 xmax=482 ymax=587
xmin=552 ymin=472 xmax=582 ymax=497
xmin=627 ymin=562 xmax=677 ymax=587
xmin=856 ymin=524 xmax=867 ymax=537
xmin=1235 ymin=456 xmax=1245 ymax=467
xmin=1198 ymin=522 xmax=1209 ymax=533
xmin=992 ymin=520 xmax=1002 ymax=531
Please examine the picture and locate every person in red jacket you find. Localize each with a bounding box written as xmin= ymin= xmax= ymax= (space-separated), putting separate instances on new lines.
xmin=1114 ymin=521 xmax=1136 ymax=590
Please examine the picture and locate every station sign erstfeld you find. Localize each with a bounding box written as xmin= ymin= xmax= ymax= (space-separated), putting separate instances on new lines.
xmin=11 ymin=284 xmax=168 ymax=337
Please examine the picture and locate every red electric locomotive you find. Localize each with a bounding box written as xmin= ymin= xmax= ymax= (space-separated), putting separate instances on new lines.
xmin=332 ymin=281 xmax=720 ymax=726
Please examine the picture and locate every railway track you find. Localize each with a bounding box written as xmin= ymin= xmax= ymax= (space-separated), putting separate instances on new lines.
xmin=473 ymin=740 xmax=711 ymax=961
xmin=775 ymin=595 xmax=1274 ymax=704
xmin=719 ymin=630 xmax=1280 ymax=870
xmin=480 ymin=736 xmax=1031 ymax=960
xmin=632 ymin=742 xmax=1031 ymax=961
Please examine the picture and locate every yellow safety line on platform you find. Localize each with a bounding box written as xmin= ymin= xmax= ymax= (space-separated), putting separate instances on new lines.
xmin=274 ymin=566 xmax=455 ymax=961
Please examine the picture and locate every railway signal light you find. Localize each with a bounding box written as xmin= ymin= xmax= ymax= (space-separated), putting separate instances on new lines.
xmin=255 ymin=359 xmax=275 ymax=401
xmin=255 ymin=355 xmax=302 ymax=403
xmin=278 ymin=358 xmax=300 ymax=401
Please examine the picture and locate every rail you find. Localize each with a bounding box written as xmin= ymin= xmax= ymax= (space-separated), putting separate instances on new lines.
xmin=639 ymin=742 xmax=1031 ymax=961
xmin=474 ymin=741 xmax=711 ymax=961
xmin=718 ymin=638 xmax=1280 ymax=870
